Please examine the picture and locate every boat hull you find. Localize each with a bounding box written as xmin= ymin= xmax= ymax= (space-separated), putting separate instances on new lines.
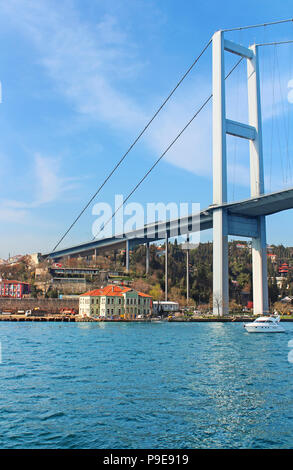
xmin=244 ymin=324 xmax=285 ymax=333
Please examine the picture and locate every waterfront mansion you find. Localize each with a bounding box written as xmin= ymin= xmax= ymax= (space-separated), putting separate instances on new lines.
xmin=79 ymin=284 xmax=152 ymax=319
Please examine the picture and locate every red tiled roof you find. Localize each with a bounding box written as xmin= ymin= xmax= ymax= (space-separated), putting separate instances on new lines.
xmin=80 ymin=289 xmax=103 ymax=297
xmin=80 ymin=284 xmax=151 ymax=298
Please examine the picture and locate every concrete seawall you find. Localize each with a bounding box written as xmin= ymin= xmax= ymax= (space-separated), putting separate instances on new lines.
xmin=0 ymin=298 xmax=79 ymax=313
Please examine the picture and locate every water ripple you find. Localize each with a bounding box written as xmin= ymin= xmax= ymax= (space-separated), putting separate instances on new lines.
xmin=0 ymin=322 xmax=293 ymax=448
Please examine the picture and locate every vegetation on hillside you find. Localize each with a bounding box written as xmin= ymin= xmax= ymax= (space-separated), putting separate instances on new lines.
xmin=1 ymin=241 xmax=293 ymax=308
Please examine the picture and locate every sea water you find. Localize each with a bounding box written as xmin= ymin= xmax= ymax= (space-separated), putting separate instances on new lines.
xmin=0 ymin=321 xmax=292 ymax=449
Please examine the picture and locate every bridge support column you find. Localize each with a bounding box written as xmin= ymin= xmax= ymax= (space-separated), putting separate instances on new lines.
xmin=146 ymin=243 xmax=150 ymax=275
xmin=125 ymin=240 xmax=129 ymax=272
xmin=165 ymin=235 xmax=168 ymax=301
xmin=247 ymin=44 xmax=269 ymax=315
xmin=252 ymin=217 xmax=269 ymax=315
xmin=213 ymin=209 xmax=229 ymax=316
xmin=212 ymin=30 xmax=229 ymax=316
xmin=186 ymin=234 xmax=189 ymax=305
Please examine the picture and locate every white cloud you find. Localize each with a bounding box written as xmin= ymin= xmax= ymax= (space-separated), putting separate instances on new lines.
xmin=0 ymin=206 xmax=28 ymax=223
xmin=0 ymin=0 xmax=291 ymax=188
xmin=34 ymin=153 xmax=63 ymax=205
xmin=33 ymin=153 xmax=79 ymax=206
xmin=0 ymin=153 xmax=79 ymax=222
xmin=0 ymin=0 xmax=147 ymax=130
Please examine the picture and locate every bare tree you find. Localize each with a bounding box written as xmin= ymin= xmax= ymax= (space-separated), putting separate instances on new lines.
xmin=213 ymin=293 xmax=229 ymax=316
xmin=213 ymin=293 xmax=222 ymax=317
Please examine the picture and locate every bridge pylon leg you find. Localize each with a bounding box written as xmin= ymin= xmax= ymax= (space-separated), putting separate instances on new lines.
xmin=252 ymin=216 xmax=269 ymax=315
xmin=247 ymin=44 xmax=269 ymax=315
xmin=165 ymin=234 xmax=168 ymax=301
xmin=146 ymin=242 xmax=150 ymax=275
xmin=125 ymin=240 xmax=129 ymax=272
xmin=212 ymin=30 xmax=229 ymax=316
xmin=186 ymin=234 xmax=189 ymax=305
xmin=213 ymin=209 xmax=229 ymax=316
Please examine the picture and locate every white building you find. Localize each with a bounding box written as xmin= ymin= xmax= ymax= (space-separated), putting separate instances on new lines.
xmin=79 ymin=284 xmax=152 ymax=319
xmin=152 ymin=301 xmax=179 ymax=315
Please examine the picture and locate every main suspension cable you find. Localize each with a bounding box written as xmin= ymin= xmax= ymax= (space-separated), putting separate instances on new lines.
xmin=50 ymin=19 xmax=293 ymax=254
xmin=256 ymin=39 xmax=293 ymax=47
xmin=223 ymin=18 xmax=293 ymax=32
xmin=50 ymin=39 xmax=212 ymax=254
xmin=92 ymin=58 xmax=243 ymax=241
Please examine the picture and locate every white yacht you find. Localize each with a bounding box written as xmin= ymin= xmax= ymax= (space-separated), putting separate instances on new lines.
xmin=244 ymin=314 xmax=285 ymax=333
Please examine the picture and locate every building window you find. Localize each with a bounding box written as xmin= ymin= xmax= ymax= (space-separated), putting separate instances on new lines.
xmin=107 ymin=298 xmax=110 ymax=304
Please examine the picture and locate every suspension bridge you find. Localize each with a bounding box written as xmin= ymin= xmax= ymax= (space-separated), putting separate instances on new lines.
xmin=44 ymin=19 xmax=293 ymax=316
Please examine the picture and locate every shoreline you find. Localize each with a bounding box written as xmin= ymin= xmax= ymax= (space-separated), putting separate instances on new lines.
xmin=0 ymin=315 xmax=293 ymax=322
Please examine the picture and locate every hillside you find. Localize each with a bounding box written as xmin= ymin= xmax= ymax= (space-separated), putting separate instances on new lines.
xmin=1 ymin=241 xmax=292 ymax=308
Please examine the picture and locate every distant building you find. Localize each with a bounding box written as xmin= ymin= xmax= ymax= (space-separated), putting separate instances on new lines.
xmin=152 ymin=301 xmax=179 ymax=315
xmin=35 ymin=266 xmax=102 ymax=295
xmin=0 ymin=279 xmax=30 ymax=298
xmin=48 ymin=266 xmax=100 ymax=279
xmin=267 ymin=253 xmax=277 ymax=263
xmin=274 ymin=276 xmax=289 ymax=289
xmin=28 ymin=253 xmax=42 ymax=266
xmin=279 ymin=262 xmax=289 ymax=276
xmin=7 ymin=255 xmax=24 ymax=265
xmin=155 ymin=245 xmax=165 ymax=257
xmin=79 ymin=285 xmax=152 ymax=319
xmin=236 ymin=243 xmax=247 ymax=249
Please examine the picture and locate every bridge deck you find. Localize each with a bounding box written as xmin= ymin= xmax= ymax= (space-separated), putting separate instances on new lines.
xmin=44 ymin=187 xmax=293 ymax=259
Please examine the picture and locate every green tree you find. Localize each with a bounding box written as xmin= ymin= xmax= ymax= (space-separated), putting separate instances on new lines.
xmin=149 ymin=283 xmax=163 ymax=301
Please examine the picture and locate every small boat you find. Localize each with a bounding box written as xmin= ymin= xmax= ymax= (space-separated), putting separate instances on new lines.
xmin=244 ymin=314 xmax=285 ymax=333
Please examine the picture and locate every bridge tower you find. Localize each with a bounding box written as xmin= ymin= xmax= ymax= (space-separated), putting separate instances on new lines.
xmin=212 ymin=31 xmax=269 ymax=316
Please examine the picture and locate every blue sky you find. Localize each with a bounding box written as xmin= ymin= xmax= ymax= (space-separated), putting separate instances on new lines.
xmin=0 ymin=0 xmax=293 ymax=257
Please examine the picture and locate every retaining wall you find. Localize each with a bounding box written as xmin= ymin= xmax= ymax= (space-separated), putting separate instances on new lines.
xmin=0 ymin=298 xmax=79 ymax=313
